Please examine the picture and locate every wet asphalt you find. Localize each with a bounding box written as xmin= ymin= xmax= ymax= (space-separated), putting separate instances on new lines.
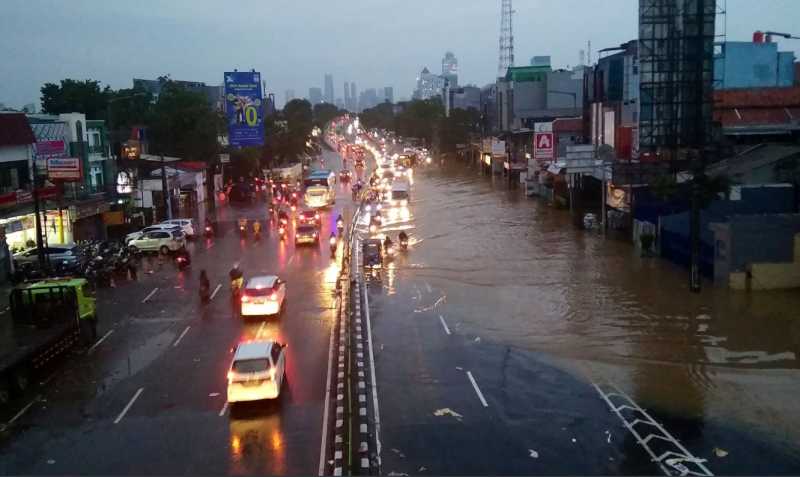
xmin=361 ymin=150 xmax=800 ymax=475
xmin=0 ymin=149 xmax=351 ymax=475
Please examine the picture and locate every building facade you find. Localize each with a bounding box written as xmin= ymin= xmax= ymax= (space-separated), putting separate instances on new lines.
xmin=442 ymin=51 xmax=459 ymax=88
xmin=414 ymin=67 xmax=446 ymax=100
xmin=714 ymin=37 xmax=797 ymax=89
xmin=308 ymin=87 xmax=323 ymax=106
xmin=324 ymin=74 xmax=334 ymax=104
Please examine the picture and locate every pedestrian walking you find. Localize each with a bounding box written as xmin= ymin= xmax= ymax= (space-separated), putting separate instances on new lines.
xmin=128 ymin=259 xmax=138 ymax=281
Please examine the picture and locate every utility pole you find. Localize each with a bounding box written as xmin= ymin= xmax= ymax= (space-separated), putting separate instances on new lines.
xmin=160 ymin=154 xmax=171 ymax=220
xmin=31 ymin=160 xmax=47 ymax=272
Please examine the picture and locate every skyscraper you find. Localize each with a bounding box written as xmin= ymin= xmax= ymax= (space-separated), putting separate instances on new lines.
xmin=324 ymin=74 xmax=334 ymax=104
xmin=344 ymin=82 xmax=350 ymax=111
xmin=350 ymin=83 xmax=357 ymax=110
xmin=442 ymin=51 xmax=458 ymax=87
xmin=384 ymin=87 xmax=394 ymax=104
xmin=309 ymin=87 xmax=323 ymax=106
xmin=284 ymin=89 xmax=295 ymax=107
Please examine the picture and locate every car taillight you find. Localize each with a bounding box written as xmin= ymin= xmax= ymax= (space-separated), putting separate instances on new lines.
xmin=268 ymin=368 xmax=276 ymax=380
xmin=312 ymin=232 xmax=317 ymax=238
xmin=315 ymin=214 xmax=320 ymax=220
xmin=269 ymin=292 xmax=277 ymax=300
xmin=227 ymin=371 xmax=235 ymax=381
xmin=241 ymin=295 xmax=250 ymax=303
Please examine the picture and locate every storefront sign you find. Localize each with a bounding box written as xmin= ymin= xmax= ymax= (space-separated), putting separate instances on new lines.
xmin=224 ymin=71 xmax=264 ymax=147
xmin=47 ymin=157 xmax=82 ymax=181
xmin=533 ymin=132 xmax=554 ymax=161
xmin=35 ymin=139 xmax=66 ymax=158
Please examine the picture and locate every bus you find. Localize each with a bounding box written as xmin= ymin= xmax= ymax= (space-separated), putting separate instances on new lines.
xmin=303 ymin=169 xmax=337 ymax=208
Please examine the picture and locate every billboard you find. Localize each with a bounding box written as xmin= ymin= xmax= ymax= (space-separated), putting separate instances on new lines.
xmin=47 ymin=157 xmax=82 ymax=181
xmin=533 ymin=132 xmax=554 ymax=161
xmin=224 ymin=71 xmax=264 ymax=147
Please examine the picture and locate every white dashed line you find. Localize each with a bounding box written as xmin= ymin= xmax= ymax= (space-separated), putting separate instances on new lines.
xmin=87 ymin=330 xmax=114 ymax=354
xmin=218 ymin=401 xmax=229 ymax=417
xmin=438 ymin=315 xmax=451 ymax=335
xmin=210 ymin=283 xmax=222 ymax=301
xmin=0 ymin=398 xmax=38 ymax=432
xmin=466 ymin=371 xmax=488 ymax=407
xmin=142 ymin=288 xmax=159 ymax=303
xmin=114 ymin=387 xmax=144 ymax=424
xmin=318 ymin=288 xmax=337 ymax=475
xmin=363 ymin=281 xmax=382 ymax=465
xmin=173 ymin=326 xmax=191 ymax=347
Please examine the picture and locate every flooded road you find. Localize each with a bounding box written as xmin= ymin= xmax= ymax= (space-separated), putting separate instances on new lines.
xmin=366 ymin=158 xmax=800 ymax=474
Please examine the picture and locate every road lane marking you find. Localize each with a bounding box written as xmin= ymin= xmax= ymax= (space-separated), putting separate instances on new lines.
xmin=218 ymin=401 xmax=229 ymax=417
xmin=318 ymin=287 xmax=337 ymax=475
xmin=0 ymin=398 xmax=39 ymax=432
xmin=466 ymin=371 xmax=488 ymax=407
xmin=142 ymin=287 xmax=159 ymax=303
xmin=210 ymin=283 xmax=222 ymax=301
xmin=173 ymin=326 xmax=191 ymax=347
xmin=87 ymin=330 xmax=114 ymax=354
xmin=438 ymin=315 xmax=451 ymax=335
xmin=114 ymin=387 xmax=144 ymax=424
xmin=362 ymin=281 xmax=382 ymax=466
xmin=425 ymin=282 xmax=432 ymax=293
xmin=287 ymin=255 xmax=295 ymax=266
xmin=256 ymin=321 xmax=265 ymax=338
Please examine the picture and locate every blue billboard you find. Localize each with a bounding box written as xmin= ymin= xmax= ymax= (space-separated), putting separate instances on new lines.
xmin=224 ymin=71 xmax=264 ymax=147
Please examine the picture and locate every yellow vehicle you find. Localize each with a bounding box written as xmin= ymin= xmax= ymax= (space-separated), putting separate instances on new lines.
xmin=1 ymin=278 xmax=98 ymax=403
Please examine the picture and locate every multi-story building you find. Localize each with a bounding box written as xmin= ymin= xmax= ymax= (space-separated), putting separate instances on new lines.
xmin=324 ymin=74 xmax=334 ymax=104
xmin=350 ymin=83 xmax=357 ymax=110
xmin=133 ymin=78 xmax=223 ymax=110
xmin=413 ymin=67 xmax=446 ymax=100
xmin=344 ymin=82 xmax=351 ymax=111
xmin=444 ymin=85 xmax=481 ymax=117
xmin=359 ymin=89 xmax=379 ymax=111
xmin=442 ymin=51 xmax=458 ymax=88
xmin=308 ymin=87 xmax=323 ymax=106
xmin=384 ymin=87 xmax=394 ymax=104
xmin=284 ymin=89 xmax=295 ymax=107
xmin=714 ymin=34 xmax=797 ymax=89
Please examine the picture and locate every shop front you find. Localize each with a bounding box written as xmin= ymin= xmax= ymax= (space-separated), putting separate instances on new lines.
xmin=69 ymin=198 xmax=111 ymax=242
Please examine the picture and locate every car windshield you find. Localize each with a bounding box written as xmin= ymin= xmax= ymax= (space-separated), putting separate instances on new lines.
xmin=232 ymin=358 xmax=270 ymax=374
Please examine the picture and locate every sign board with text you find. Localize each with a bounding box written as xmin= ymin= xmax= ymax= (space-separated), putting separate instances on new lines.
xmin=224 ymin=71 xmax=264 ymax=147
xmin=533 ymin=132 xmax=555 ymax=161
xmin=47 ymin=157 xmax=82 ymax=181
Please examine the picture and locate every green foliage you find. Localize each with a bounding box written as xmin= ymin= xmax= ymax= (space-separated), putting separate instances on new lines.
xmin=40 ymin=79 xmax=111 ymax=119
xmin=230 ymin=146 xmax=262 ymax=179
xmin=437 ymin=107 xmax=481 ymax=153
xmin=149 ymin=81 xmax=222 ymax=162
xmin=313 ymin=103 xmax=342 ymax=128
xmin=394 ymin=98 xmax=443 ymax=144
xmin=360 ymin=102 xmax=395 ymax=131
xmin=108 ymin=86 xmax=153 ymax=129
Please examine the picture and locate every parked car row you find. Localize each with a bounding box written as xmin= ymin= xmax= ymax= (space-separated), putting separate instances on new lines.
xmin=124 ymin=219 xmax=195 ymax=254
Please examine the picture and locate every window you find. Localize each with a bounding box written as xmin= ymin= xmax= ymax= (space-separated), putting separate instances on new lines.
xmin=270 ymin=344 xmax=281 ymax=363
xmin=232 ymin=359 xmax=270 ymax=374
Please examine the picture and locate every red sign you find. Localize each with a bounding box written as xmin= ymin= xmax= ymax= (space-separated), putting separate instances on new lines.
xmin=533 ymin=132 xmax=554 ymax=161
xmin=47 ymin=157 xmax=82 ymax=181
xmin=35 ymin=140 xmax=66 ymax=159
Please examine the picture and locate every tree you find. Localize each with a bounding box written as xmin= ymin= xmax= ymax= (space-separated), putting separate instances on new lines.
xmin=283 ymin=99 xmax=313 ymax=160
xmin=313 ymin=103 xmax=342 ymax=128
xmin=360 ymin=102 xmax=394 ymax=131
xmin=394 ymin=98 xmax=443 ymax=145
xmin=149 ymin=81 xmax=222 ymax=162
xmin=40 ymin=79 xmax=111 ymax=119
xmin=438 ymin=107 xmax=481 ymax=153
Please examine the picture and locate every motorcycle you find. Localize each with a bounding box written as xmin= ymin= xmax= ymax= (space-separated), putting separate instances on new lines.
xmin=238 ymin=222 xmax=247 ymax=238
xmin=204 ymin=224 xmax=214 ymax=238
xmin=329 ymin=236 xmax=338 ymax=257
xmin=175 ymin=254 xmax=190 ymax=270
xmin=278 ymin=226 xmax=287 ymax=240
xmin=337 ymin=218 xmax=345 ymax=234
xmin=230 ymin=277 xmax=244 ymax=297
xmin=399 ymin=235 xmax=409 ymax=251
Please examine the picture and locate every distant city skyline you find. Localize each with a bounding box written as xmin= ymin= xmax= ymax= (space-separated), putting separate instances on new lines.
xmin=2 ymin=1 xmax=797 ymax=109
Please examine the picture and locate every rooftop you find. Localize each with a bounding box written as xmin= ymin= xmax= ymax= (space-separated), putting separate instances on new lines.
xmin=0 ymin=112 xmax=36 ymax=146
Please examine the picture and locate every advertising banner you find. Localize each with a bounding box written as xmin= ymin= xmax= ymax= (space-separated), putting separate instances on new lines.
xmin=47 ymin=157 xmax=82 ymax=181
xmin=533 ymin=132 xmax=555 ymax=161
xmin=224 ymin=71 xmax=264 ymax=147
xmin=35 ymin=140 xmax=67 ymax=159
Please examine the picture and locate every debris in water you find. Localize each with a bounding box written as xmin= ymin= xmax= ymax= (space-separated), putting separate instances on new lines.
xmin=474 ymin=337 xmax=481 ymax=343
xmin=418 ymin=466 xmax=427 ymax=472
xmin=47 ymin=459 xmax=55 ymax=465
xmin=209 ymin=392 xmax=220 ymax=397
xmin=529 ymin=449 xmax=539 ymax=459
xmin=714 ymin=447 xmax=728 ymax=458
xmin=387 ymin=473 xmax=408 ymax=476
xmin=433 ymin=408 xmax=463 ymax=419
xmin=391 ymin=448 xmax=405 ymax=458
xmin=605 ymin=430 xmax=612 ymax=443
xmin=571 ymin=438 xmax=577 ymax=443
xmin=456 ymin=366 xmax=463 ymax=371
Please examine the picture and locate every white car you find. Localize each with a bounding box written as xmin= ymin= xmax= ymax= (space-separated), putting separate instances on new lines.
xmin=125 ymin=224 xmax=182 ymax=244
xmin=128 ymin=229 xmax=185 ymax=254
xmin=240 ymin=275 xmax=287 ymax=317
xmin=160 ymin=219 xmax=196 ymax=238
xmin=227 ymin=340 xmax=287 ymax=403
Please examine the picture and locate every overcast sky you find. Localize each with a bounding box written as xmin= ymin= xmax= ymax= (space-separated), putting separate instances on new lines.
xmin=1 ymin=0 xmax=798 ymax=109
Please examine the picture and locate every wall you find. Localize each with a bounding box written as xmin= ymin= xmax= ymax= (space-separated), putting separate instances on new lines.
xmin=546 ymin=70 xmax=583 ymax=109
xmin=714 ymin=42 xmax=796 ymax=89
xmin=513 ymin=80 xmax=547 ymax=120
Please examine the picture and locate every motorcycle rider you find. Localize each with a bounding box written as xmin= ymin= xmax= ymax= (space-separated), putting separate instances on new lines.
xmin=383 ymin=235 xmax=393 ymax=252
xmin=199 ymin=269 xmax=210 ymax=303
xmin=229 ymin=263 xmax=244 ymax=294
xmin=238 ymin=217 xmax=248 ymax=235
xmin=175 ymin=245 xmax=191 ymax=268
xmin=398 ymin=230 xmax=409 ymax=247
xmin=252 ymin=219 xmax=262 ymax=239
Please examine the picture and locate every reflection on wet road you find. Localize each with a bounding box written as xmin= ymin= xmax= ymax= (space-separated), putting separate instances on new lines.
xmin=366 ymin=158 xmax=800 ymax=475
